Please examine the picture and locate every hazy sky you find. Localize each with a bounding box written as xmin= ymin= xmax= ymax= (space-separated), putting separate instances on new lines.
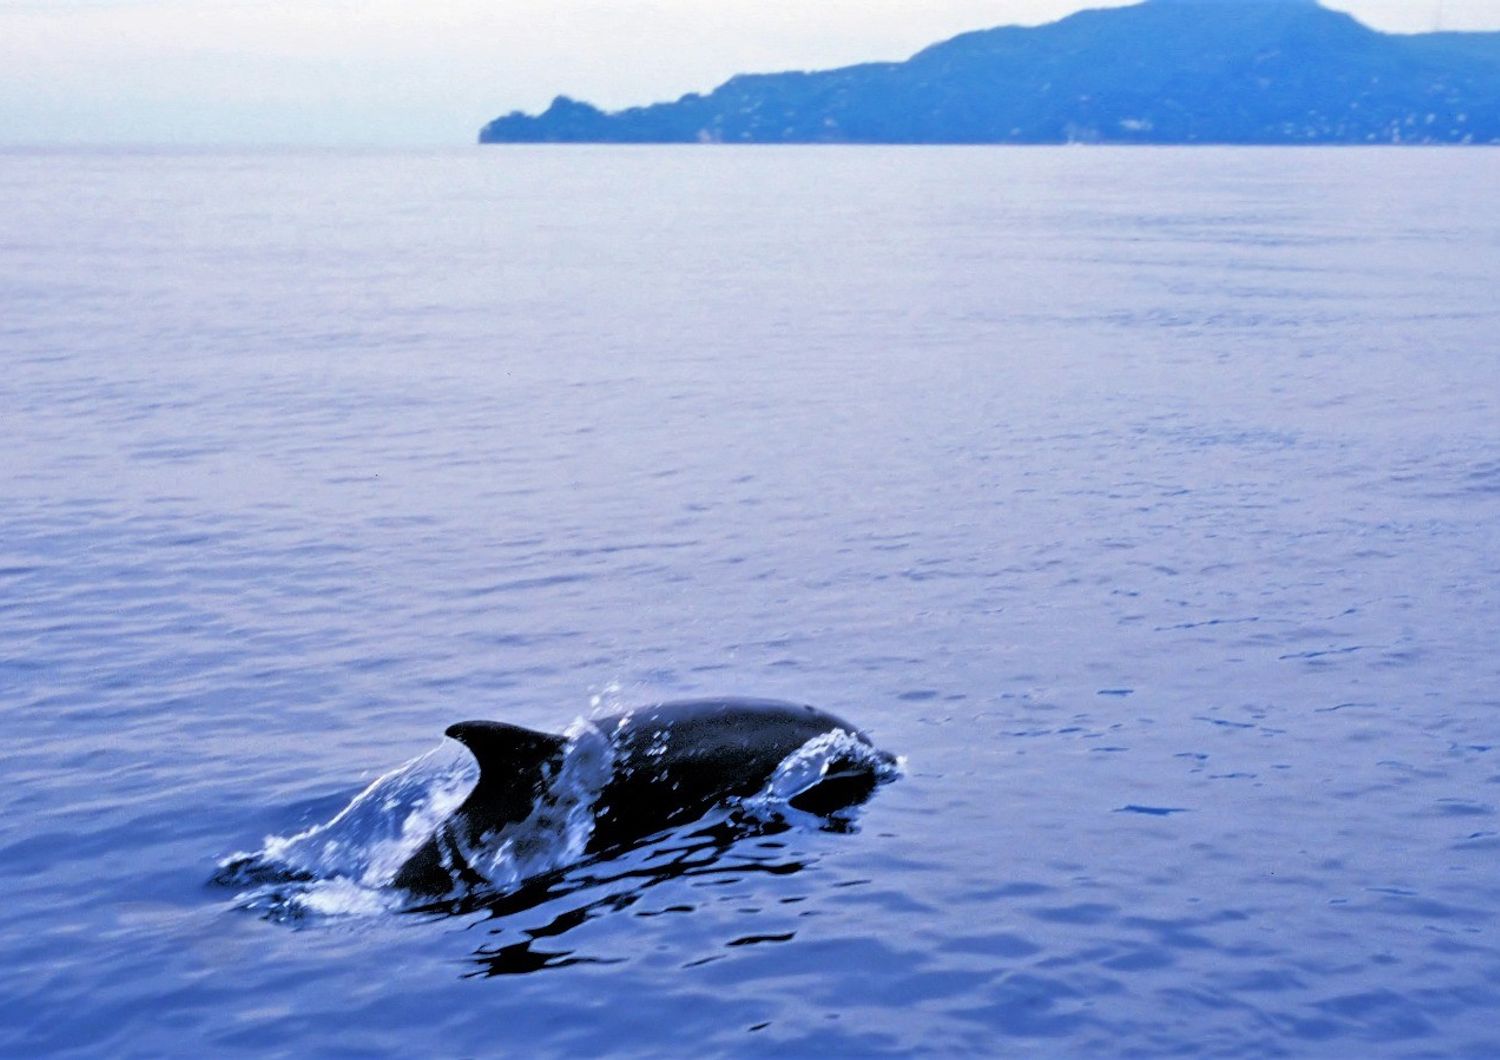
xmin=3 ymin=0 xmax=1498 ymax=145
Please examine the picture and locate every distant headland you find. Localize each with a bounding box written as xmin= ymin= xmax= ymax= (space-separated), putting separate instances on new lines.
xmin=479 ymin=0 xmax=1500 ymax=145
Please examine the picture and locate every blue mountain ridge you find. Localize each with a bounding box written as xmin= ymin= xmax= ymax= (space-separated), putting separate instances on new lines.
xmin=479 ymin=0 xmax=1500 ymax=144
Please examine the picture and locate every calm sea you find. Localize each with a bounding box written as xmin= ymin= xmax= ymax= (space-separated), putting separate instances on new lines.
xmin=2 ymin=146 xmax=1498 ymax=1057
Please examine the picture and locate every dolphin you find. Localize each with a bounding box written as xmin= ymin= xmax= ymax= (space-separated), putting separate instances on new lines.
xmin=391 ymin=697 xmax=894 ymax=897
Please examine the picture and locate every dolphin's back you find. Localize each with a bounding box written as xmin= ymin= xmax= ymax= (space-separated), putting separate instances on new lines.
xmin=587 ymin=698 xmax=861 ymax=854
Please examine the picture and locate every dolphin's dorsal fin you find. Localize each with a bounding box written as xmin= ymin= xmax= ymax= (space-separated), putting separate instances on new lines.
xmin=446 ymin=720 xmax=568 ymax=809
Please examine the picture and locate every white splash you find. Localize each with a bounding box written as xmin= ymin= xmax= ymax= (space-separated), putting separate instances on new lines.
xmin=218 ymin=721 xmax=615 ymax=919
xmin=256 ymin=741 xmax=479 ymax=889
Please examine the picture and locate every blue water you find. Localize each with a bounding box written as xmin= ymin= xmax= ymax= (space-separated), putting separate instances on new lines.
xmin=2 ymin=146 xmax=1498 ymax=1057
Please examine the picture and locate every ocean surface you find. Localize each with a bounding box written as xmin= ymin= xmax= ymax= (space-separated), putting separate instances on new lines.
xmin=2 ymin=146 xmax=1498 ymax=1057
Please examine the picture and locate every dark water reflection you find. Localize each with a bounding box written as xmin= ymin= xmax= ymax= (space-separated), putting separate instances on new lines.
xmin=459 ymin=816 xmax=815 ymax=978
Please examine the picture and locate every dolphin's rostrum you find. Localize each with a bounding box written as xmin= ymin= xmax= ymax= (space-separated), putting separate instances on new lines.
xmin=391 ymin=697 xmax=896 ymax=897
